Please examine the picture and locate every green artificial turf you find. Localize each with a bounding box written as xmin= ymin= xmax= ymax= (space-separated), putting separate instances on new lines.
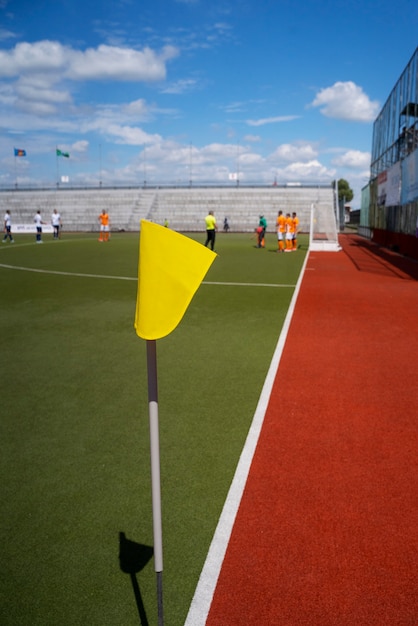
xmin=0 ymin=231 xmax=308 ymax=625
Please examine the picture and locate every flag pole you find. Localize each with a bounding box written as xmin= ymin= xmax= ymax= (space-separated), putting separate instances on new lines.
xmin=136 ymin=221 xmax=216 ymax=625
xmin=146 ymin=339 xmax=164 ymax=626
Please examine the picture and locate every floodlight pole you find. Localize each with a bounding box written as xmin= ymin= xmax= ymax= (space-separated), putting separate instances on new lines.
xmin=236 ymin=141 xmax=240 ymax=187
xmin=99 ymin=143 xmax=102 ymax=187
xmin=56 ymin=148 xmax=60 ymax=188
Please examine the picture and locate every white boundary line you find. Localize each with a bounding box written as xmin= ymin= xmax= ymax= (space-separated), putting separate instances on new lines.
xmin=204 ymin=281 xmax=295 ymax=288
xmin=184 ymin=251 xmax=310 ymax=626
xmin=0 ymin=236 xmax=97 ymax=249
xmin=0 ymin=263 xmax=296 ymax=288
xmin=0 ymin=263 xmax=136 ymax=281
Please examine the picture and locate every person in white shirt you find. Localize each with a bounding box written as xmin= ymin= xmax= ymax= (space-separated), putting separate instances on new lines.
xmin=51 ymin=209 xmax=62 ymax=239
xmin=2 ymin=210 xmax=14 ymax=243
xmin=34 ymin=211 xmax=45 ymax=243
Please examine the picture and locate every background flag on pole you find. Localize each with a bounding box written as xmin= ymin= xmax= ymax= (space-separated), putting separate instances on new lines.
xmin=135 ymin=220 xmax=217 ymax=340
xmin=14 ymin=148 xmax=26 ymax=157
xmin=56 ymin=148 xmax=70 ymax=158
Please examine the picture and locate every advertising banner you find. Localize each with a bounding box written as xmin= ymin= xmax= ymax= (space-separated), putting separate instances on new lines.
xmin=14 ymin=224 xmax=54 ymax=233
xmin=377 ymin=170 xmax=387 ymax=205
xmin=385 ymin=161 xmax=401 ymax=206
xmin=401 ymin=151 xmax=418 ymax=203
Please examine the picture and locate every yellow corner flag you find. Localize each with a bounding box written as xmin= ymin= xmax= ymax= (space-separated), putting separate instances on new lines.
xmin=135 ymin=220 xmax=217 ymax=340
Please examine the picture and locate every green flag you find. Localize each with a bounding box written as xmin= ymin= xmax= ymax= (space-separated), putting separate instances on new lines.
xmin=56 ymin=149 xmax=70 ymax=158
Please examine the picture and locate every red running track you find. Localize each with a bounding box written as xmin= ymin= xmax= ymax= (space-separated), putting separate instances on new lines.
xmin=206 ymin=234 xmax=418 ymax=625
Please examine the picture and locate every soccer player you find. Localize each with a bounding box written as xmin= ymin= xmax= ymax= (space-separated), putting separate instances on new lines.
xmin=258 ymin=215 xmax=267 ymax=248
xmin=285 ymin=213 xmax=294 ymax=251
xmin=276 ymin=210 xmax=286 ymax=252
xmin=2 ymin=210 xmax=14 ymax=243
xmin=34 ymin=210 xmax=45 ymax=243
xmin=51 ymin=209 xmax=62 ymax=239
xmin=98 ymin=209 xmax=110 ymax=242
xmin=204 ymin=210 xmax=217 ymax=250
xmin=292 ymin=212 xmax=300 ymax=250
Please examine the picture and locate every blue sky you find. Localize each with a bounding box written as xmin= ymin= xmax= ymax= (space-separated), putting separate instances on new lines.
xmin=1 ymin=0 xmax=417 ymax=207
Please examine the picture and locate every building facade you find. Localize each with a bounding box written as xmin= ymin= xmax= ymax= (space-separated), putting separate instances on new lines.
xmin=362 ymin=46 xmax=418 ymax=260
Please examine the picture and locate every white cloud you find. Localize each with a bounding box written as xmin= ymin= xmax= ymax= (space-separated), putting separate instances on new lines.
xmin=0 ymin=40 xmax=180 ymax=121
xmin=246 ymin=115 xmax=300 ymax=126
xmin=224 ymin=101 xmax=246 ymax=114
xmin=16 ymin=82 xmax=72 ymax=106
xmin=0 ymin=40 xmax=179 ymax=82
xmin=0 ymin=41 xmax=66 ymax=77
xmin=160 ymin=78 xmax=197 ymax=94
xmin=243 ymin=134 xmax=261 ymax=142
xmin=279 ymin=159 xmax=336 ymax=180
xmin=0 ymin=28 xmax=17 ymax=42
xmin=238 ymin=152 xmax=263 ymax=166
xmin=200 ymin=142 xmax=238 ymax=160
xmin=72 ymin=140 xmax=89 ymax=153
xmin=15 ymin=100 xmax=59 ymax=116
xmin=127 ymin=141 xmax=335 ymax=186
xmin=311 ymin=81 xmax=380 ymax=122
xmin=80 ymin=99 xmax=179 ymax=137
xmin=0 ymin=38 xmax=366 ymax=194
xmin=122 ymin=99 xmax=151 ymax=119
xmin=270 ymin=142 xmax=318 ymax=163
xmin=68 ymin=44 xmax=178 ymax=81
xmin=99 ymin=123 xmax=162 ymax=146
xmin=332 ymin=149 xmax=371 ymax=169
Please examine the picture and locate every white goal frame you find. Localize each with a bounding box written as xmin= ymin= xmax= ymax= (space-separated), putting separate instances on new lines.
xmin=309 ymin=198 xmax=341 ymax=252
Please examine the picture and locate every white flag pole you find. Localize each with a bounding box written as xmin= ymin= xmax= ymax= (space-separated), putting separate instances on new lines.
xmin=146 ymin=339 xmax=164 ymax=625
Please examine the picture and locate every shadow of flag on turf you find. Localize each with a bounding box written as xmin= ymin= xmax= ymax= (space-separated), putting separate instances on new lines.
xmin=119 ymin=531 xmax=154 ymax=626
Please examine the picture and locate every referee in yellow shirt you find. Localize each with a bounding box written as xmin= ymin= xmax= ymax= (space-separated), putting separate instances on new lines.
xmin=204 ymin=210 xmax=217 ymax=250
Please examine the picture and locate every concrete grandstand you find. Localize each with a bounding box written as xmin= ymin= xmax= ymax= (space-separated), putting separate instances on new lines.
xmin=1 ymin=184 xmax=336 ymax=234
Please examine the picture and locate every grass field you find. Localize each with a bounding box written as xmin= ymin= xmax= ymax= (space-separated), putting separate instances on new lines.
xmin=0 ymin=230 xmax=308 ymax=626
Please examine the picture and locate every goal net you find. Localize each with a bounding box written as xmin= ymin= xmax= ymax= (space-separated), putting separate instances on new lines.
xmin=309 ymin=199 xmax=341 ymax=252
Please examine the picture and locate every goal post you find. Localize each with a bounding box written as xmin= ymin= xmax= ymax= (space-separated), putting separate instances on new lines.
xmin=309 ymin=198 xmax=341 ymax=252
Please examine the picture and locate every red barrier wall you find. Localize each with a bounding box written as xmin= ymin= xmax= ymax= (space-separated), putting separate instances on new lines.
xmin=372 ymin=228 xmax=418 ymax=261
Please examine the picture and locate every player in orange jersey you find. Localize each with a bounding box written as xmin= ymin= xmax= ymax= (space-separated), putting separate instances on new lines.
xmin=276 ymin=210 xmax=286 ymax=252
xmin=285 ymin=213 xmax=294 ymax=251
xmin=98 ymin=209 xmax=110 ymax=242
xmin=292 ymin=212 xmax=300 ymax=250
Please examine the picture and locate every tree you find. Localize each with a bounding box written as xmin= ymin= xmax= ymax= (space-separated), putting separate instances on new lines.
xmin=333 ymin=178 xmax=354 ymax=230
xmin=337 ymin=178 xmax=353 ymax=204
